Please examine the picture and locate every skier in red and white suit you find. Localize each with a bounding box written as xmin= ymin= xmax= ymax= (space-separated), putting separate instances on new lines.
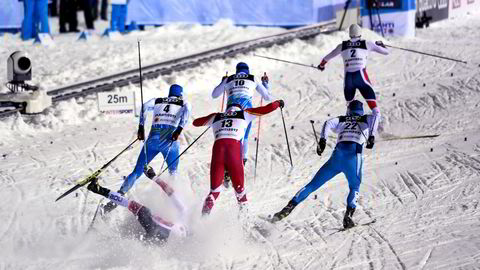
xmin=193 ymin=100 xmax=284 ymax=215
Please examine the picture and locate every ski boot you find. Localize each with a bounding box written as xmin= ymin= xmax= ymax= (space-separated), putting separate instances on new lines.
xmin=87 ymin=178 xmax=110 ymax=197
xmin=144 ymin=165 xmax=156 ymax=180
xmin=271 ymin=200 xmax=297 ymax=223
xmin=343 ymin=206 xmax=356 ymax=229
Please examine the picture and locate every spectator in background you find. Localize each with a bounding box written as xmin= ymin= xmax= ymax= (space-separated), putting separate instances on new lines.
xmin=100 ymin=0 xmax=108 ymax=20
xmin=81 ymin=0 xmax=95 ymax=30
xmin=49 ymin=0 xmax=58 ymax=16
xmin=21 ymin=0 xmax=50 ymax=40
xmin=59 ymin=0 xmax=78 ymax=33
xmin=111 ymin=0 xmax=127 ymax=33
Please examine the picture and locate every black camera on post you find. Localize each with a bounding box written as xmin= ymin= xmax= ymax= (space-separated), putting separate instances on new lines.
xmin=6 ymin=51 xmax=37 ymax=92
xmin=2 ymin=51 xmax=51 ymax=114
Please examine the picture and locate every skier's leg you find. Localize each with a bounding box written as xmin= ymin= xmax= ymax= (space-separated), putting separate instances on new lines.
xmin=128 ymin=200 xmax=171 ymax=241
xmin=356 ymin=69 xmax=380 ymax=134
xmin=341 ymin=152 xmax=363 ymax=228
xmin=343 ymin=153 xmax=363 ymax=209
xmin=291 ymin=154 xmax=342 ymax=205
xmin=242 ymin=121 xmax=252 ymax=162
xmin=273 ymin=152 xmax=342 ymax=221
xmin=163 ymin=141 xmax=180 ymax=176
xmin=119 ymin=139 xmax=160 ymax=194
xmin=225 ymin=140 xmax=247 ymax=206
xmin=344 ymin=72 xmax=357 ymax=103
xmin=202 ymin=141 xmax=226 ymax=215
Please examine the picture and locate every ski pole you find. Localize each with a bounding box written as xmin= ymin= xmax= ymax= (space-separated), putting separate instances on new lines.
xmin=137 ymin=40 xmax=148 ymax=162
xmin=385 ymin=44 xmax=467 ymax=64
xmin=159 ymin=141 xmax=174 ymax=173
xmin=254 ymin=98 xmax=264 ymax=182
xmin=159 ymin=127 xmax=211 ymax=176
xmin=253 ymin=54 xmax=317 ymax=70
xmin=379 ymin=134 xmax=439 ymax=142
xmin=280 ymin=107 xmax=293 ymax=167
xmin=220 ymin=71 xmax=227 ymax=112
xmin=55 ymin=139 xmax=139 ymax=202
xmin=310 ymin=120 xmax=319 ymax=147
xmin=338 ymin=0 xmax=352 ymax=31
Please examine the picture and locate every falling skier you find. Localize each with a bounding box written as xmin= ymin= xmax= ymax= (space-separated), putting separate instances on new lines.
xmin=317 ymin=23 xmax=388 ymax=147
xmin=212 ymin=62 xmax=272 ymax=186
xmin=272 ymin=100 xmax=377 ymax=229
xmin=192 ymin=100 xmax=284 ymax=215
xmin=87 ymin=166 xmax=188 ymax=243
xmin=103 ymin=84 xmax=191 ymax=213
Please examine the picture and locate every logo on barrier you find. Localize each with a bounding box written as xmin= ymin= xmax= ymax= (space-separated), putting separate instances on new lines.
xmin=373 ymin=22 xmax=395 ymax=35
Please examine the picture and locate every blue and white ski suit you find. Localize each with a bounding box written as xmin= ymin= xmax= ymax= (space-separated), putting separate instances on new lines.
xmin=119 ymin=97 xmax=191 ymax=194
xmin=292 ymin=114 xmax=377 ymax=209
xmin=212 ymin=73 xmax=273 ymax=159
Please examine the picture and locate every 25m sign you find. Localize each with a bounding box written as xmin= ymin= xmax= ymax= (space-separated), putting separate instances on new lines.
xmin=97 ymin=91 xmax=136 ymax=115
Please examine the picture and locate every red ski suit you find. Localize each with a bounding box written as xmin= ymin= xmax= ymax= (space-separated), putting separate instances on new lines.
xmin=193 ymin=101 xmax=281 ymax=214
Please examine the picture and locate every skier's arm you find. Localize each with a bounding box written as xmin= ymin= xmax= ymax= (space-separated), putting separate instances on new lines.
xmin=367 ymin=41 xmax=389 ymax=55
xmin=211 ymin=79 xmax=227 ymax=98
xmin=322 ymin=44 xmax=342 ymax=62
xmin=244 ymin=100 xmax=282 ymax=122
xmin=139 ymin=98 xmax=156 ymax=125
xmin=255 ymin=81 xmax=274 ymax=101
xmin=192 ymin=113 xmax=217 ymax=126
xmin=178 ymin=102 xmax=192 ymax=128
xmin=320 ymin=117 xmax=341 ymax=139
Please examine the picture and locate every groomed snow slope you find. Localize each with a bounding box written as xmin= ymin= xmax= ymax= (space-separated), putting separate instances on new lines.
xmin=1 ymin=13 xmax=480 ymax=270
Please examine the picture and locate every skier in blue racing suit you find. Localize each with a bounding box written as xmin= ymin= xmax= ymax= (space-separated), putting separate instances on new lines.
xmin=271 ymin=100 xmax=378 ymax=229
xmin=103 ymin=84 xmax=191 ymax=213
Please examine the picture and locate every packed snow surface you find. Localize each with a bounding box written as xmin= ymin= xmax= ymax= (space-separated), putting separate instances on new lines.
xmin=1 ymin=12 xmax=480 ymax=270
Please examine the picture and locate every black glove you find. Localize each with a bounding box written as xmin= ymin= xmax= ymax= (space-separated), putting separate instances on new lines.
xmin=366 ymin=136 xmax=375 ymax=149
xmin=277 ymin=100 xmax=285 ymax=109
xmin=317 ymin=138 xmax=326 ymax=156
xmin=172 ymin=126 xmax=183 ymax=141
xmin=317 ymin=60 xmax=327 ymax=71
xmin=137 ymin=125 xmax=145 ymax=141
xmin=144 ymin=165 xmax=156 ymax=179
xmin=375 ymin=41 xmax=386 ymax=48
xmin=87 ymin=178 xmax=111 ymax=198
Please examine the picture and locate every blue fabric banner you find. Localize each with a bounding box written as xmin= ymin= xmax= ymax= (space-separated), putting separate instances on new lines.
xmin=0 ymin=0 xmax=24 ymax=29
xmin=127 ymin=0 xmax=315 ymax=26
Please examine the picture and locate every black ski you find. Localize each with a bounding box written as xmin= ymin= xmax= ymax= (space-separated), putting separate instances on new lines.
xmin=329 ymin=219 xmax=377 ymax=235
xmin=55 ymin=139 xmax=137 ymax=202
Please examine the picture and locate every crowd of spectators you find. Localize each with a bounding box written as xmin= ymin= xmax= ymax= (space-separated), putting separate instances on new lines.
xmin=21 ymin=0 xmax=128 ymax=41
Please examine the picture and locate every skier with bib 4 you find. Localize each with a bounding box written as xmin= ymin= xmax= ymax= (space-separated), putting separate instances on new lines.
xmin=271 ymin=100 xmax=378 ymax=229
xmin=317 ymin=24 xmax=388 ymax=148
xmin=212 ymin=62 xmax=273 ymax=186
xmin=103 ymin=84 xmax=191 ymax=213
xmin=192 ymin=100 xmax=284 ymax=215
